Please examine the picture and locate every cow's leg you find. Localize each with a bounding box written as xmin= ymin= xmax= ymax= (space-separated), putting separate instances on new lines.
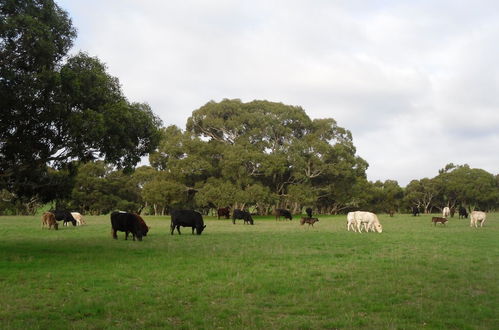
xmin=125 ymin=231 xmax=129 ymax=240
xmin=192 ymin=227 xmax=195 ymax=234
xmin=176 ymin=226 xmax=181 ymax=235
xmin=112 ymin=229 xmax=118 ymax=239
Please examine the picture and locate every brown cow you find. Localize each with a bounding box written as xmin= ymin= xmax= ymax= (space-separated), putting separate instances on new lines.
xmin=217 ymin=207 xmax=230 ymax=219
xmin=300 ymin=217 xmax=319 ymax=227
xmin=134 ymin=214 xmax=150 ymax=236
xmin=41 ymin=212 xmax=58 ymax=230
xmin=431 ymin=217 xmax=448 ymax=226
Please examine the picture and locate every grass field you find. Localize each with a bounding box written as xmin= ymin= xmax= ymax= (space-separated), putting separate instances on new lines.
xmin=0 ymin=213 xmax=498 ymax=329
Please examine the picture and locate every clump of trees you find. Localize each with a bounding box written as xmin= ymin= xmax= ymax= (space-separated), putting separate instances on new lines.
xmin=0 ymin=0 xmax=162 ymax=212
xmin=1 ymin=2 xmax=498 ymax=216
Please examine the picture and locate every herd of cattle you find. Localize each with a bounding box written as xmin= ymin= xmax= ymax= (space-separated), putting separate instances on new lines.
xmin=40 ymin=206 xmax=489 ymax=240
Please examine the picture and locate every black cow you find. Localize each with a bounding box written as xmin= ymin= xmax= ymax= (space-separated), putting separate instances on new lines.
xmin=217 ymin=207 xmax=230 ymax=219
xmin=110 ymin=212 xmax=144 ymax=241
xmin=232 ymin=209 xmax=254 ymax=225
xmin=170 ymin=210 xmax=206 ymax=235
xmin=458 ymin=206 xmax=468 ymax=219
xmin=52 ymin=210 xmax=77 ymax=226
xmin=412 ymin=206 xmax=420 ymax=216
xmin=275 ymin=208 xmax=292 ymax=221
xmin=305 ymin=207 xmax=313 ymax=218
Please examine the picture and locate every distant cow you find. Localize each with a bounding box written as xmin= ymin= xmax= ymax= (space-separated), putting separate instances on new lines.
xmin=458 ymin=206 xmax=468 ymax=219
xmin=110 ymin=212 xmax=144 ymax=241
xmin=275 ymin=208 xmax=292 ymax=221
xmin=442 ymin=207 xmax=450 ymax=218
xmin=470 ymin=211 xmax=486 ymax=228
xmin=52 ymin=210 xmax=77 ymax=226
xmin=134 ymin=214 xmax=149 ymax=236
xmin=388 ymin=210 xmax=395 ymax=217
xmin=41 ymin=212 xmax=58 ymax=230
xmin=432 ymin=217 xmax=448 ymax=226
xmin=348 ymin=211 xmax=383 ymax=233
xmin=305 ymin=207 xmax=313 ymax=218
xmin=170 ymin=210 xmax=206 ymax=235
xmin=232 ymin=209 xmax=254 ymax=225
xmin=217 ymin=207 xmax=230 ymax=219
xmin=300 ymin=217 xmax=319 ymax=227
xmin=70 ymin=212 xmax=85 ymax=226
xmin=412 ymin=207 xmax=420 ymax=216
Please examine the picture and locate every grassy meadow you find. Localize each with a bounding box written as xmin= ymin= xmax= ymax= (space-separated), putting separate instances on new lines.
xmin=0 ymin=212 xmax=498 ymax=329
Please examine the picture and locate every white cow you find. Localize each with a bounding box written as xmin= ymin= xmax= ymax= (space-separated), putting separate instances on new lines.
xmin=70 ymin=212 xmax=85 ymax=226
xmin=347 ymin=212 xmax=358 ymax=232
xmin=443 ymin=206 xmax=450 ymax=218
xmin=470 ymin=211 xmax=486 ymax=228
xmin=347 ymin=211 xmax=382 ymax=233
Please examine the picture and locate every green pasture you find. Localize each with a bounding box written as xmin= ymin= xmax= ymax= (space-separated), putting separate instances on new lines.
xmin=0 ymin=213 xmax=497 ymax=329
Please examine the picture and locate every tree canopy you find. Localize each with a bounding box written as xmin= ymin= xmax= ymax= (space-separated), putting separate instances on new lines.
xmin=0 ymin=0 xmax=162 ymax=202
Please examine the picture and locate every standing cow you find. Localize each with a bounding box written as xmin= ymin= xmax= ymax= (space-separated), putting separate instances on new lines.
xmin=217 ymin=207 xmax=231 ymax=219
xmin=470 ymin=211 xmax=486 ymax=228
xmin=170 ymin=210 xmax=206 ymax=235
xmin=442 ymin=206 xmax=450 ymax=218
xmin=275 ymin=209 xmax=292 ymax=221
xmin=412 ymin=207 xmax=420 ymax=216
xmin=347 ymin=211 xmax=383 ymax=233
xmin=70 ymin=212 xmax=85 ymax=226
xmin=458 ymin=206 xmax=468 ymax=219
xmin=305 ymin=207 xmax=313 ymax=218
xmin=232 ymin=209 xmax=254 ymax=225
xmin=110 ymin=212 xmax=144 ymax=241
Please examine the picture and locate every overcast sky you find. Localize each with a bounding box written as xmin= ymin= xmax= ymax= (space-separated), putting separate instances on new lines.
xmin=57 ymin=0 xmax=498 ymax=186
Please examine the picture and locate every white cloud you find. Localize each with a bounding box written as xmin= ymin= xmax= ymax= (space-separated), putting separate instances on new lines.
xmin=58 ymin=0 xmax=499 ymax=186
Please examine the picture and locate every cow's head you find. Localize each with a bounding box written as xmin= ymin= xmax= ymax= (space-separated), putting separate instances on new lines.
xmin=374 ymin=223 xmax=383 ymax=233
xmin=196 ymin=224 xmax=206 ymax=235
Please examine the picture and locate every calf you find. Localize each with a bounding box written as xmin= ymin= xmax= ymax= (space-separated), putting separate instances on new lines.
xmin=300 ymin=217 xmax=319 ymax=227
xmin=432 ymin=217 xmax=448 ymax=226
xmin=170 ymin=210 xmax=206 ymax=235
xmin=232 ymin=209 xmax=254 ymax=225
xmin=275 ymin=208 xmax=292 ymax=221
xmin=41 ymin=212 xmax=58 ymax=230
xmin=305 ymin=207 xmax=313 ymax=218
xmin=110 ymin=212 xmax=144 ymax=241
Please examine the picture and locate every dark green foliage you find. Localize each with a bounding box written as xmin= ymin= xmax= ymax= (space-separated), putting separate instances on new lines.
xmin=0 ymin=0 xmax=162 ymax=203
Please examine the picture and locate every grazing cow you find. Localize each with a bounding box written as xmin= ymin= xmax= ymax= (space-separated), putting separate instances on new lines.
xmin=300 ymin=217 xmax=319 ymax=227
xmin=110 ymin=212 xmax=144 ymax=241
xmin=232 ymin=209 xmax=254 ymax=225
xmin=70 ymin=212 xmax=85 ymax=226
xmin=305 ymin=207 xmax=313 ymax=218
xmin=458 ymin=207 xmax=468 ymax=219
xmin=217 ymin=207 xmax=231 ymax=219
xmin=41 ymin=212 xmax=58 ymax=230
xmin=347 ymin=212 xmax=358 ymax=232
xmin=134 ymin=214 xmax=149 ymax=236
xmin=275 ymin=208 xmax=292 ymax=221
xmin=470 ymin=211 xmax=486 ymax=228
xmin=348 ymin=211 xmax=382 ymax=233
xmin=170 ymin=210 xmax=206 ymax=235
xmin=432 ymin=217 xmax=448 ymax=226
xmin=52 ymin=210 xmax=77 ymax=226
xmin=412 ymin=207 xmax=420 ymax=216
xmin=442 ymin=207 xmax=450 ymax=218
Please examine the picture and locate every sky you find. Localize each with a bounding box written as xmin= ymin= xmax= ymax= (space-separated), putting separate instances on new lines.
xmin=57 ymin=0 xmax=499 ymax=186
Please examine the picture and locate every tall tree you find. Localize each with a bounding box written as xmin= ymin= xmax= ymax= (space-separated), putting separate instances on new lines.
xmin=0 ymin=0 xmax=162 ymax=201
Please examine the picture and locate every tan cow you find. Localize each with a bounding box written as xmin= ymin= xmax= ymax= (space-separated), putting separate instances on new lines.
xmin=41 ymin=212 xmax=58 ymax=230
xmin=470 ymin=211 xmax=486 ymax=228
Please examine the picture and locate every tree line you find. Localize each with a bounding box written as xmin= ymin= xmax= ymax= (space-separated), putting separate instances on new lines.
xmin=1 ymin=1 xmax=498 ymax=215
